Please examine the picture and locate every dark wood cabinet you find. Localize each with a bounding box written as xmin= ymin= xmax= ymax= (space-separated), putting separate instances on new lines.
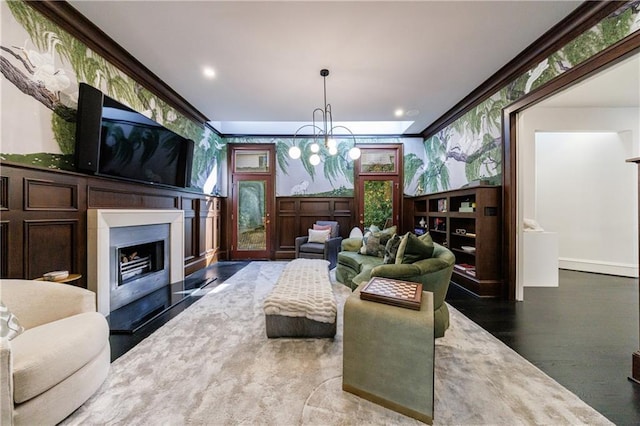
xmin=405 ymin=186 xmax=502 ymax=297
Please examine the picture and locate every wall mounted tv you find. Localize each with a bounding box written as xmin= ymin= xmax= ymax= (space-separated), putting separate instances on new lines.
xmin=75 ymin=83 xmax=194 ymax=188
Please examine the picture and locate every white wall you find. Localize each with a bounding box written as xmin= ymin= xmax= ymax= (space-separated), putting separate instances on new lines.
xmin=516 ymin=107 xmax=639 ymax=298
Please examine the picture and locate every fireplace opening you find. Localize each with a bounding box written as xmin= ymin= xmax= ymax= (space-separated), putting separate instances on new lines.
xmin=118 ymin=241 xmax=165 ymax=285
xmin=109 ymin=223 xmax=171 ymax=312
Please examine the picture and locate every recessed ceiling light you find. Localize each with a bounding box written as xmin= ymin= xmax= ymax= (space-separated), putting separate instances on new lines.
xmin=394 ymin=108 xmax=404 ymax=117
xmin=203 ymin=67 xmax=216 ymax=78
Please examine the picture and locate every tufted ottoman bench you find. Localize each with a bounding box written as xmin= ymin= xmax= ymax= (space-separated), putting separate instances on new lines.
xmin=263 ymin=259 xmax=337 ymax=338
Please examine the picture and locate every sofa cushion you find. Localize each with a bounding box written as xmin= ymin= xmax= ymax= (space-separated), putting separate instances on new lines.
xmin=300 ymin=242 xmax=325 ymax=254
xmin=383 ymin=234 xmax=402 ymax=264
xmin=360 ymin=234 xmax=385 ymax=257
xmin=396 ymin=232 xmax=435 ymax=264
xmin=313 ymin=224 xmax=332 ymax=233
xmin=339 ymin=251 xmax=384 ymax=272
xmin=315 ymin=221 xmax=339 ymax=238
xmin=359 ymin=226 xmax=398 ymax=257
xmin=11 ymin=312 xmax=109 ymax=404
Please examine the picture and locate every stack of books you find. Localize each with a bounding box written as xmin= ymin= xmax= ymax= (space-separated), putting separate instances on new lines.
xmin=454 ymin=263 xmax=476 ymax=276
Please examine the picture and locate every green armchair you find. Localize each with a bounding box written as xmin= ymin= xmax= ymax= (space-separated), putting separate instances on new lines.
xmin=367 ymin=244 xmax=455 ymax=337
xmin=336 ymin=235 xmax=455 ymax=337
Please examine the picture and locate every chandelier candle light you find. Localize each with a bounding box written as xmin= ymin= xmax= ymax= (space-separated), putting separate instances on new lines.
xmin=288 ymin=69 xmax=361 ymax=165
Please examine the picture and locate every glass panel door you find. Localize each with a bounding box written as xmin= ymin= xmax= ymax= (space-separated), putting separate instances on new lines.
xmin=229 ymin=143 xmax=275 ymax=260
xmin=355 ymin=145 xmax=403 ymax=231
xmin=363 ymin=179 xmax=394 ymax=229
xmin=237 ymin=180 xmax=267 ymax=251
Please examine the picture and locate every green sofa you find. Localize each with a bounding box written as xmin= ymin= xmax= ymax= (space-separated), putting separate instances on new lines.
xmin=336 ymin=233 xmax=455 ymax=337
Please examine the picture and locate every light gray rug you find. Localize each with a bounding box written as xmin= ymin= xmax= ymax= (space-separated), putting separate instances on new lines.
xmin=63 ymin=261 xmax=612 ymax=425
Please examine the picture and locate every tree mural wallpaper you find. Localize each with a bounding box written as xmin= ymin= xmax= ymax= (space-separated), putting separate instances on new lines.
xmin=2 ymin=1 xmax=639 ymax=199
xmin=415 ymin=1 xmax=640 ymax=194
xmin=0 ymin=1 xmax=219 ymax=192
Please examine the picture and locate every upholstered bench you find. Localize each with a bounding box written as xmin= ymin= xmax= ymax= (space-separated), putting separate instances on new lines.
xmin=263 ymin=259 xmax=337 ymax=338
xmin=343 ymin=283 xmax=435 ymax=423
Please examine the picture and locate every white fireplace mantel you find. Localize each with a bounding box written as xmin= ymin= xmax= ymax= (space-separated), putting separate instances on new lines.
xmin=87 ymin=209 xmax=184 ymax=315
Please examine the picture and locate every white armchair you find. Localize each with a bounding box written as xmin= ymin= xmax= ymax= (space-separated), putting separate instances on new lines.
xmin=1 ymin=279 xmax=110 ymax=425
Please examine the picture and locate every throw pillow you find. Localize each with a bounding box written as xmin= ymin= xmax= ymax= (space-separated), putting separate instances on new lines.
xmin=395 ymin=232 xmax=435 ymax=264
xmin=418 ymin=231 xmax=434 ymax=246
xmin=383 ymin=233 xmax=402 ymax=264
xmin=313 ymin=224 xmax=332 ymax=232
xmin=0 ymin=301 xmax=24 ymax=340
xmin=308 ymin=228 xmax=330 ymax=243
xmin=360 ymin=233 xmax=385 ymax=257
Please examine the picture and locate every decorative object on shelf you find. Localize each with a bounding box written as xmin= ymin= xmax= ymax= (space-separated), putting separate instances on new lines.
xmin=42 ymin=270 xmax=69 ymax=281
xmin=461 ymin=246 xmax=476 ymax=253
xmin=459 ymin=201 xmax=475 ymax=213
xmin=35 ymin=273 xmax=82 ymax=284
xmin=288 ymin=69 xmax=360 ymax=165
xmin=438 ymin=199 xmax=447 ymax=212
xmin=419 ymin=217 xmax=426 ymax=228
xmin=455 ymin=228 xmax=467 ymax=235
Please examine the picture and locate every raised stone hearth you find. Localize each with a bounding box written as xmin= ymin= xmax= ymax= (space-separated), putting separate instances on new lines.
xmin=87 ymin=209 xmax=184 ymax=315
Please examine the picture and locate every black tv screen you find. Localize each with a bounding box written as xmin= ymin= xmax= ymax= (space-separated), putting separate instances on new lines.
xmin=75 ymin=83 xmax=194 ymax=188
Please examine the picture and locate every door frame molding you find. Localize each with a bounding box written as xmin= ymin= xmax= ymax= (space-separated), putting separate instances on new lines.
xmin=502 ymin=31 xmax=640 ymax=299
xmin=354 ymin=144 xmax=404 ymax=229
xmin=227 ymin=143 xmax=276 ymax=259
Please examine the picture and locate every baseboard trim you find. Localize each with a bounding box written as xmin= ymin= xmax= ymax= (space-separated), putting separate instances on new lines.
xmin=559 ymin=258 xmax=638 ymax=278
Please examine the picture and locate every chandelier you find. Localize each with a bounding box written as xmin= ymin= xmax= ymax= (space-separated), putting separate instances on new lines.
xmin=288 ymin=69 xmax=361 ymax=165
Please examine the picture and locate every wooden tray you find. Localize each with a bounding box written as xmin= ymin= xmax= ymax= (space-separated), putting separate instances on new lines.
xmin=360 ymin=277 xmax=423 ymax=310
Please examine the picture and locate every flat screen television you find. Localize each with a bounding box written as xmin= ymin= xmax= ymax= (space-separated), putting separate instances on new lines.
xmin=75 ymin=83 xmax=194 ymax=188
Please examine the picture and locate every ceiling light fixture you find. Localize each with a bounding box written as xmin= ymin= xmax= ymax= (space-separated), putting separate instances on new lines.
xmin=289 ymin=69 xmax=361 ymax=164
xmin=203 ymin=67 xmax=216 ymax=78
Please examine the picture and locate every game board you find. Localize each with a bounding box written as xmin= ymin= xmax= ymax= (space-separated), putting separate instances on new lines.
xmin=359 ymin=277 xmax=423 ymax=310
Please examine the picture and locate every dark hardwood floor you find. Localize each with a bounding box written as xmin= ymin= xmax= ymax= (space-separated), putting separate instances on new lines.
xmin=447 ymin=269 xmax=640 ymax=426
xmin=111 ymin=262 xmax=640 ymax=425
xmin=109 ymin=261 xmax=251 ymax=360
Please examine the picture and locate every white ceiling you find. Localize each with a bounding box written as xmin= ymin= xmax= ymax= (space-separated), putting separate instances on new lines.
xmin=68 ymin=1 xmax=582 ymax=135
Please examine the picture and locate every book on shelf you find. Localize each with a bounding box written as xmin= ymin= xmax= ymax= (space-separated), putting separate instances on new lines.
xmin=454 ymin=263 xmax=475 ymax=272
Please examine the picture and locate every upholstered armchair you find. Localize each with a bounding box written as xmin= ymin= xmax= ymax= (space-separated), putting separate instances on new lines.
xmin=1 ymin=279 xmax=110 ymax=425
xmin=295 ymin=220 xmax=342 ymax=269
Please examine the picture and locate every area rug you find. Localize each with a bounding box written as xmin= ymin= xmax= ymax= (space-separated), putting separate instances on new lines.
xmin=63 ymin=261 xmax=612 ymax=425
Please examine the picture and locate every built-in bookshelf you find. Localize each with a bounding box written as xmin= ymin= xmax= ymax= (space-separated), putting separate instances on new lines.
xmin=406 ymin=185 xmax=502 ymax=297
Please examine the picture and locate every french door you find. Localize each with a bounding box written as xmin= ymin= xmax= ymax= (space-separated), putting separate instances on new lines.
xmin=355 ymin=145 xmax=403 ymax=230
xmin=228 ymin=144 xmax=275 ymax=260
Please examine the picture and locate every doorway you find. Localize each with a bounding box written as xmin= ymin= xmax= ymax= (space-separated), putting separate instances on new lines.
xmin=502 ymin=34 xmax=640 ymax=299
xmin=228 ymin=144 xmax=275 ymax=260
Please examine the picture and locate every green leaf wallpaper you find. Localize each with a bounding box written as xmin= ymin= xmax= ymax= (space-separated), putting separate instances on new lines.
xmin=419 ymin=1 xmax=640 ymax=194
xmin=2 ymin=1 xmax=638 ymax=198
xmin=0 ymin=0 xmax=218 ymax=192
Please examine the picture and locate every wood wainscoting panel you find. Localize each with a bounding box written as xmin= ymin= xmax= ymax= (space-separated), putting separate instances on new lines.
xmin=24 ymin=178 xmax=79 ymax=211
xmin=181 ymin=195 xmax=198 ymax=264
xmin=0 ymin=221 xmax=8 ymax=277
xmin=3 ymin=163 xmax=224 ymax=283
xmin=0 ymin=176 xmax=8 ymax=210
xmin=23 ymin=219 xmax=78 ymax=281
xmin=87 ymin=185 xmax=180 ymax=209
xmin=275 ymin=197 xmax=355 ymax=260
